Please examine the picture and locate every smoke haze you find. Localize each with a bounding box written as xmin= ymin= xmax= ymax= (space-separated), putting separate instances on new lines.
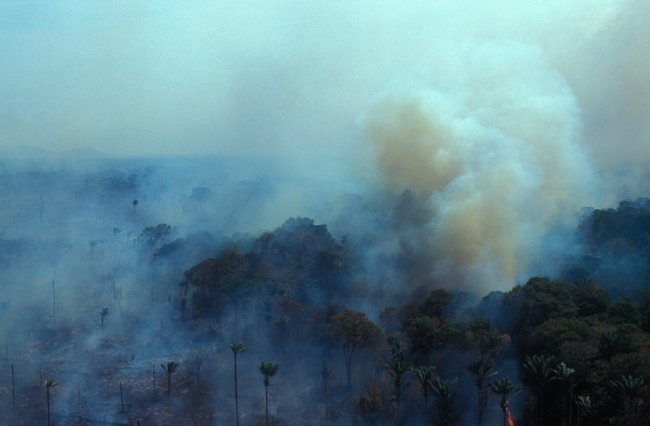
xmin=2 ymin=0 xmax=649 ymax=292
xmin=1 ymin=1 xmax=646 ymax=161
xmin=1 ymin=2 xmax=650 ymax=425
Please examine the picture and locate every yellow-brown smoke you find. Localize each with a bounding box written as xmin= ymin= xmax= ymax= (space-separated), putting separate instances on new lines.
xmin=365 ymin=43 xmax=597 ymax=292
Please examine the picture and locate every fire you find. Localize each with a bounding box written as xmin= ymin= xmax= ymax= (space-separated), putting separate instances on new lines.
xmin=506 ymin=407 xmax=515 ymax=426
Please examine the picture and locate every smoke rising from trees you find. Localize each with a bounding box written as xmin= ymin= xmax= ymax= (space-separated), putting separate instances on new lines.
xmin=1 ymin=1 xmax=649 ymax=425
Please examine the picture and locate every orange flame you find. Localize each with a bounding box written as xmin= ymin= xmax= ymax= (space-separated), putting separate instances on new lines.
xmin=506 ymin=407 xmax=515 ymax=426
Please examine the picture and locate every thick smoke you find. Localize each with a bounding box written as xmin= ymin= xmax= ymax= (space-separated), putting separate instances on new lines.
xmin=3 ymin=1 xmax=648 ymax=297
xmin=363 ymin=42 xmax=597 ymax=291
xmin=1 ymin=1 xmax=650 ymax=425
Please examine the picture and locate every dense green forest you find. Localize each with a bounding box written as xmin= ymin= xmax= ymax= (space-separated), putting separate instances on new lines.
xmin=171 ymin=199 xmax=650 ymax=426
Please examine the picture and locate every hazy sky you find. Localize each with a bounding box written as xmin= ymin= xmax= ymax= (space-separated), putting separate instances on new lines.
xmin=1 ymin=0 xmax=648 ymax=171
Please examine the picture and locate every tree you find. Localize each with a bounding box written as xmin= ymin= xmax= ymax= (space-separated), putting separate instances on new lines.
xmin=432 ymin=377 xmax=456 ymax=426
xmin=608 ymin=299 xmax=641 ymax=326
xmin=551 ymin=362 xmax=575 ymax=426
xmin=182 ymin=248 xmax=264 ymax=319
xmin=259 ymin=361 xmax=279 ymax=426
xmin=523 ymin=353 xmax=558 ymax=425
xmin=45 ymin=379 xmax=57 ymax=426
xmin=571 ymin=281 xmax=609 ymax=316
xmin=331 ymin=309 xmax=383 ymax=391
xmin=489 ymin=377 xmax=517 ymax=426
xmin=385 ymin=340 xmax=409 ymax=421
xmin=161 ymin=361 xmax=179 ymax=397
xmin=139 ymin=223 xmax=173 ymax=248
xmin=406 ymin=315 xmax=446 ymax=359
xmin=420 ymin=289 xmax=453 ymax=318
xmin=99 ymin=307 xmax=109 ymax=334
xmin=412 ymin=365 xmax=436 ymax=420
xmin=638 ymin=291 xmax=650 ymax=333
xmin=230 ymin=341 xmax=245 ymax=426
xmin=610 ymin=375 xmax=645 ymax=426
xmin=598 ymin=330 xmax=636 ymax=361
xmin=511 ymin=277 xmax=578 ymax=337
xmin=467 ymin=317 xmax=503 ymax=360
xmin=467 ymin=358 xmax=496 ymax=426
xmin=575 ymin=394 xmax=592 ymax=426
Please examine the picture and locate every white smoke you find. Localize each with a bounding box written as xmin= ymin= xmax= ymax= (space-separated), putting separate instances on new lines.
xmin=364 ymin=41 xmax=598 ymax=292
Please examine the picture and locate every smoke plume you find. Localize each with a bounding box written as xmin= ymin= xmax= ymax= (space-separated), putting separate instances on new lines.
xmin=363 ymin=42 xmax=597 ymax=292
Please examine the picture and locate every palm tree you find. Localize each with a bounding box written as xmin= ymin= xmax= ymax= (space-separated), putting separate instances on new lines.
xmin=467 ymin=358 xmax=496 ymax=426
xmin=610 ymin=375 xmax=645 ymax=426
xmin=551 ymin=362 xmax=575 ymax=426
xmin=490 ymin=377 xmax=517 ymax=426
xmin=432 ymin=377 xmax=456 ymax=426
xmin=259 ymin=361 xmax=279 ymax=426
xmin=523 ymin=354 xmax=558 ymax=425
xmin=412 ymin=365 xmax=436 ymax=420
xmin=99 ymin=307 xmax=109 ymax=334
xmin=230 ymin=341 xmax=246 ymax=426
xmin=44 ymin=378 xmax=57 ymax=426
xmin=385 ymin=340 xmax=409 ymax=421
xmin=598 ymin=331 xmax=632 ymax=361
xmin=160 ymin=361 xmax=180 ymax=397
xmin=575 ymin=394 xmax=591 ymax=426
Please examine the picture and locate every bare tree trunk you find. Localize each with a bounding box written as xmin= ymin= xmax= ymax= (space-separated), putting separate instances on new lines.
xmin=265 ymin=384 xmax=269 ymax=426
xmin=46 ymin=386 xmax=51 ymax=426
xmin=234 ymin=355 xmax=240 ymax=426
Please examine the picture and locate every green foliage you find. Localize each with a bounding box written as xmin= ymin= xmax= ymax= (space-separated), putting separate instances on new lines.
xmin=379 ymin=302 xmax=419 ymax=334
xmin=489 ymin=376 xmax=514 ymax=398
xmin=412 ymin=365 xmax=437 ymax=399
xmin=526 ymin=317 xmax=592 ymax=355
xmin=572 ymin=281 xmax=610 ymax=316
xmin=598 ymin=330 xmax=638 ymax=360
xmin=406 ymin=315 xmax=463 ymax=359
xmin=331 ymin=309 xmax=383 ymax=390
xmin=432 ymin=377 xmax=457 ymax=426
xmin=467 ymin=358 xmax=495 ymax=384
xmin=510 ymin=277 xmax=578 ymax=337
xmin=609 ymin=375 xmax=645 ymax=398
xmin=183 ymin=248 xmax=264 ymax=317
xmin=608 ymin=299 xmax=641 ymax=326
xmin=576 ymin=394 xmax=592 ymax=411
xmin=230 ymin=340 xmax=246 ymax=355
xmin=523 ymin=354 xmax=559 ymax=387
xmin=467 ymin=317 xmax=503 ymax=359
xmin=432 ymin=376 xmax=456 ymax=399
xmin=639 ymin=291 xmax=650 ymax=333
xmin=468 ymin=358 xmax=496 ymax=426
xmin=551 ymin=362 xmax=575 ymax=381
xmin=420 ymin=289 xmax=453 ymax=318
xmin=609 ymin=352 xmax=650 ymax=379
xmin=259 ymin=361 xmax=279 ymax=387
xmin=385 ymin=340 xmax=409 ymax=408
xmin=332 ymin=309 xmax=383 ymax=354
